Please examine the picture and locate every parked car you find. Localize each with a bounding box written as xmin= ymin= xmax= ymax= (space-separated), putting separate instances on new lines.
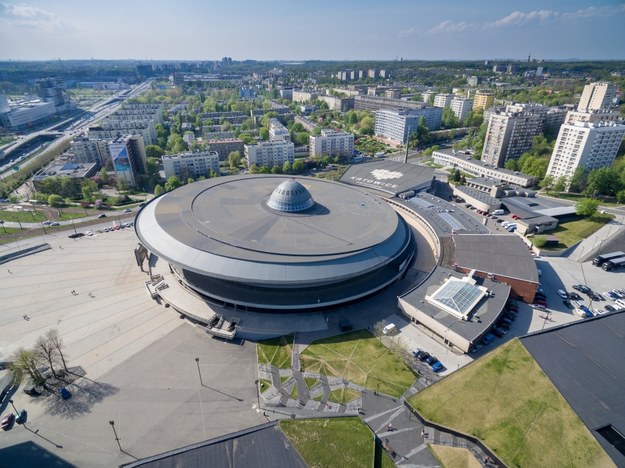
xmin=68 ymin=232 xmax=84 ymax=239
xmin=606 ymin=291 xmax=619 ymax=300
xmin=493 ymin=327 xmax=507 ymax=338
xmin=59 ymin=387 xmax=72 ymax=400
xmin=1 ymin=413 xmax=15 ymax=431
xmin=573 ymin=284 xmax=591 ymax=294
xmin=122 ymin=208 xmax=132 ymax=213
xmin=50 ymin=222 xmax=60 ymax=226
xmin=98 ymin=213 xmax=107 ymax=218
xmin=605 ymin=304 xmax=616 ymax=312
xmin=557 ymin=290 xmax=569 ymax=299
xmin=411 ymin=348 xmax=423 ymax=358
xmin=482 ymin=333 xmax=496 ymax=345
xmin=418 ymin=352 xmax=430 ymax=362
xmin=569 ymin=292 xmax=582 ymax=301
xmin=532 ymin=304 xmax=546 ymax=310
xmin=15 ymin=410 xmax=27 ymax=425
xmin=430 ymin=361 xmax=444 ymax=372
xmin=590 ymin=292 xmax=603 ymax=301
xmin=42 ymin=220 xmax=52 ymax=226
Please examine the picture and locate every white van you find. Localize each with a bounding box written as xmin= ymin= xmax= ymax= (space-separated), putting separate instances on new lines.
xmin=492 ymin=209 xmax=505 ymax=215
xmin=382 ymin=323 xmax=398 ymax=335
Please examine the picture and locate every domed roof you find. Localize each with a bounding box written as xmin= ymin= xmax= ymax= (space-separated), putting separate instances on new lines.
xmin=267 ymin=179 xmax=315 ymax=212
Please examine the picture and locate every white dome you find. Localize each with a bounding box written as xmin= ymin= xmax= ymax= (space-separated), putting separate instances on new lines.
xmin=267 ymin=179 xmax=315 ymax=212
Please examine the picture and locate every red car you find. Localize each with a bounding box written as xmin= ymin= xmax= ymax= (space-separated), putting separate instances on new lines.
xmin=1 ymin=413 xmax=15 ymax=431
xmin=511 ymin=214 xmax=520 ymax=220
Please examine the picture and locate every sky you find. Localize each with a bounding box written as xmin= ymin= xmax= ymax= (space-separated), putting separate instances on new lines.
xmin=1 ymin=0 xmax=624 ymax=61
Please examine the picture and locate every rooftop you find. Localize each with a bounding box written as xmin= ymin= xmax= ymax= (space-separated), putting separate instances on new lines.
xmin=340 ymin=160 xmax=434 ymax=196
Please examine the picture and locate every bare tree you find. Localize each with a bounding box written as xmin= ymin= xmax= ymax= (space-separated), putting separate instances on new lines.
xmin=34 ymin=336 xmax=61 ymax=378
xmin=10 ymin=347 xmax=45 ymax=385
xmin=46 ymin=329 xmax=68 ymax=371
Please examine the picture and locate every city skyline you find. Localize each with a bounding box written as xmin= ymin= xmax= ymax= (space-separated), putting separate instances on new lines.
xmin=1 ymin=0 xmax=625 ymax=61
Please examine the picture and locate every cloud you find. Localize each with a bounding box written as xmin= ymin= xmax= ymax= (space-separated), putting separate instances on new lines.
xmin=429 ymin=4 xmax=625 ymax=34
xmin=0 ymin=2 xmax=75 ymax=32
xmin=429 ymin=20 xmax=470 ymax=33
xmin=398 ymin=27 xmax=415 ymax=38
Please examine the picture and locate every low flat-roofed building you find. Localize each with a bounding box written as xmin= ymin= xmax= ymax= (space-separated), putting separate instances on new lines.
xmin=339 ymin=160 xmax=434 ymax=197
xmin=453 ymin=234 xmax=539 ymax=303
xmin=464 ymin=177 xmax=507 ymax=197
xmin=398 ymin=267 xmax=510 ymax=353
xmin=432 ymin=148 xmax=538 ymax=187
xmin=32 ymin=157 xmax=98 ymax=190
xmin=452 ymin=185 xmax=501 ymax=212
xmin=515 ymin=215 xmax=559 ymax=235
xmin=520 ymin=311 xmax=625 ymax=466
xmin=162 ymin=150 xmax=220 ymax=179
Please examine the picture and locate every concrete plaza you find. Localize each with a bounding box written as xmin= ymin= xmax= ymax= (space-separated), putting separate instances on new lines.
xmin=0 ymin=228 xmax=265 ymax=466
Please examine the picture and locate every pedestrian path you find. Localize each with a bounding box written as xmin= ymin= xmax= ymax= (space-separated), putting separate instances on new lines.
xmin=257 ymin=337 xmax=500 ymax=466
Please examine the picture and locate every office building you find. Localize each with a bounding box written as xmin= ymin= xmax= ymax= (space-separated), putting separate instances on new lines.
xmin=577 ymin=82 xmax=617 ymax=112
xmin=450 ymin=98 xmax=473 ymax=122
xmin=162 ymin=151 xmax=220 ymax=179
xmin=36 ymin=78 xmax=70 ymax=113
xmin=309 ymin=129 xmax=354 ymax=159
xmin=546 ymin=121 xmax=625 ymax=184
xmin=0 ymin=97 xmax=56 ymax=130
xmin=433 ymin=94 xmax=453 ymax=108
xmin=481 ymin=104 xmax=547 ymax=167
xmin=269 ymin=118 xmax=290 ymax=142
xmin=374 ymin=108 xmax=443 ymax=144
xmin=108 ymin=135 xmax=147 ymax=187
xmin=472 ymin=91 xmax=495 ymax=111
xmin=245 ymin=140 xmax=294 ymax=168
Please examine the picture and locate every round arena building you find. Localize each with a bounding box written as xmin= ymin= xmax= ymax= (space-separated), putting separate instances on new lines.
xmin=135 ymin=175 xmax=415 ymax=311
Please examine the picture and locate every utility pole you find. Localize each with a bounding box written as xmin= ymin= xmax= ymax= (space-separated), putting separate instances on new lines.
xmin=109 ymin=420 xmax=122 ymax=451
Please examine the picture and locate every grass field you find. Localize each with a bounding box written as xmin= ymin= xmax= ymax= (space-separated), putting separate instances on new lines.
xmin=0 ymin=210 xmax=46 ymax=223
xmin=549 ymin=214 xmax=613 ymax=248
xmin=280 ymin=417 xmax=374 ymax=467
xmin=257 ymin=334 xmax=293 ymax=369
xmin=328 ymin=387 xmax=360 ymax=405
xmin=430 ymin=445 xmax=482 ymax=468
xmin=408 ymin=339 xmax=613 ymax=467
xmin=300 ymin=330 xmax=417 ymax=398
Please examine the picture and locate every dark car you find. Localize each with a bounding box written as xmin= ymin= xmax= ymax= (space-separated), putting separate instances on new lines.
xmin=569 ymin=292 xmax=582 ymax=301
xmin=492 ymin=327 xmax=507 ymax=338
xmin=1 ymin=413 xmax=15 ymax=431
xmin=573 ymin=284 xmax=591 ymax=294
xmin=68 ymin=232 xmax=85 ymax=239
xmin=605 ymin=304 xmax=616 ymax=312
xmin=418 ymin=352 xmax=430 ymax=362
xmin=590 ymin=292 xmax=603 ymax=301
xmin=497 ymin=321 xmax=510 ymax=331
xmin=98 ymin=213 xmax=107 ymax=218
xmin=15 ymin=410 xmax=27 ymax=425
xmin=431 ymin=361 xmax=444 ymax=372
xmin=425 ymin=355 xmax=438 ymax=365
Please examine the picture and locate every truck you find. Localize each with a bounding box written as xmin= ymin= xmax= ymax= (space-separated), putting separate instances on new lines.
xmin=602 ymin=256 xmax=625 ymax=271
xmin=592 ymin=251 xmax=625 ymax=267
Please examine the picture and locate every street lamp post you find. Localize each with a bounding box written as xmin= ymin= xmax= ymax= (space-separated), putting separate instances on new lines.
xmin=8 ymin=399 xmax=18 ymax=413
xmin=109 ymin=420 xmax=122 ymax=451
xmin=195 ymin=357 xmax=203 ymax=386
xmin=71 ymin=218 xmax=77 ymax=234
xmin=0 ymin=220 xmax=6 ymax=233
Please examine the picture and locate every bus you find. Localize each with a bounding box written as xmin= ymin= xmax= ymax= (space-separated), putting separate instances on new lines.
xmin=592 ymin=251 xmax=625 ymax=267
xmin=602 ymin=256 xmax=625 ymax=272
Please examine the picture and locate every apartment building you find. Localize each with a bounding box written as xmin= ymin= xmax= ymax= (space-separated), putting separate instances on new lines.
xmin=108 ymin=135 xmax=147 ymax=187
xmin=162 ymin=151 xmax=220 ymax=179
xmin=206 ymin=138 xmax=244 ymax=161
xmin=70 ymin=137 xmax=110 ymax=166
xmin=245 ymin=140 xmax=294 ymax=168
xmin=481 ymin=104 xmax=547 ymax=167
xmin=546 ymin=121 xmax=625 ymax=184
xmin=472 ymin=91 xmax=495 ymax=111
xmin=353 ymin=95 xmax=429 ymax=113
xmin=577 ymin=82 xmax=617 ymax=112
xmin=374 ymin=108 xmax=443 ymax=144
xmin=269 ymin=118 xmax=291 ymax=141
xmin=292 ymin=90 xmax=318 ymax=103
xmin=319 ymin=95 xmax=355 ymax=112
xmin=433 ymin=94 xmax=454 ymax=108
xmin=309 ymin=129 xmax=354 ymax=159
xmin=450 ymin=98 xmax=473 ymax=122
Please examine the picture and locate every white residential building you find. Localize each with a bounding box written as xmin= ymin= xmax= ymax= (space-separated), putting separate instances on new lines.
xmin=577 ymin=82 xmax=617 ymax=112
xmin=374 ymin=108 xmax=443 ymax=144
xmin=269 ymin=118 xmax=291 ymax=141
xmin=433 ymin=94 xmax=453 ymax=108
xmin=245 ymin=140 xmax=294 ymax=168
xmin=309 ymin=129 xmax=354 ymax=158
xmin=162 ymin=151 xmax=220 ymax=179
xmin=546 ymin=121 xmax=625 ymax=183
xmin=450 ymin=98 xmax=473 ymax=122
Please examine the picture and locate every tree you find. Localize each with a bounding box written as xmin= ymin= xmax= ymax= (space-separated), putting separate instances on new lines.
xmin=48 ymin=194 xmax=63 ymax=207
xmin=259 ymin=127 xmax=270 ymax=140
xmin=282 ymin=161 xmax=292 ymax=174
xmin=145 ymin=145 xmax=165 ymax=159
xmin=568 ymin=166 xmax=587 ymax=193
xmin=46 ymin=329 xmax=68 ymax=372
xmin=81 ymin=179 xmax=98 ymax=202
xmin=585 ymin=167 xmax=623 ymax=197
xmin=154 ymin=184 xmax=165 ymax=196
xmin=35 ymin=335 xmax=61 ymax=378
xmin=540 ymin=175 xmax=554 ymax=193
xmin=271 ymin=166 xmax=281 ymax=174
xmin=187 ymin=178 xmax=194 ymax=185
xmin=504 ymin=159 xmax=519 ymax=171
xmin=99 ymin=168 xmax=109 ymax=185
xmin=553 ymin=176 xmax=567 ymax=193
xmin=117 ymin=178 xmax=129 ymax=193
xmin=292 ymin=160 xmax=305 ymax=173
xmin=10 ymin=348 xmax=45 ymax=385
xmin=249 ymin=164 xmax=260 ymax=174
xmin=442 ymin=107 xmax=460 ymax=129
xmin=576 ymin=198 xmax=600 ymax=217
xmin=227 ymin=151 xmax=242 ymax=170
xmin=617 ymin=189 xmax=625 ymax=204
xmin=164 ymin=176 xmax=182 ymax=192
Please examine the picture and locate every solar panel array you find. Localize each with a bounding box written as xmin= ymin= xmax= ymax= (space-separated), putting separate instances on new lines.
xmin=431 ymin=280 xmax=484 ymax=315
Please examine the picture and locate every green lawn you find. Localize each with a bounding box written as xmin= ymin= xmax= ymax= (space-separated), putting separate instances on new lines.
xmin=328 ymin=387 xmax=361 ymax=405
xmin=549 ymin=214 xmax=613 ymax=248
xmin=300 ymin=330 xmax=417 ymax=398
xmin=430 ymin=445 xmax=482 ymax=468
xmin=408 ymin=339 xmax=612 ymax=468
xmin=280 ymin=417 xmax=374 ymax=467
xmin=257 ymin=334 xmax=293 ymax=369
xmin=0 ymin=210 xmax=46 ymax=223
